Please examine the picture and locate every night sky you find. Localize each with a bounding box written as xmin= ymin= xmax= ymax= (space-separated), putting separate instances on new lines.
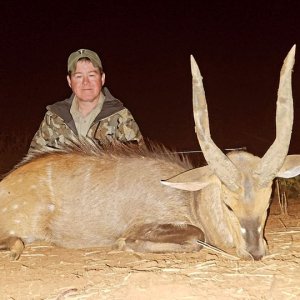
xmin=1 ymin=1 xmax=300 ymax=162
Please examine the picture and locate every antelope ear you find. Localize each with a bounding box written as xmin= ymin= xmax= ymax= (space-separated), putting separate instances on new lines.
xmin=277 ymin=155 xmax=300 ymax=178
xmin=160 ymin=165 xmax=214 ymax=191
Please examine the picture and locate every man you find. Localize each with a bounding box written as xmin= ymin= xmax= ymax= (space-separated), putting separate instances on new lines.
xmin=29 ymin=49 xmax=143 ymax=152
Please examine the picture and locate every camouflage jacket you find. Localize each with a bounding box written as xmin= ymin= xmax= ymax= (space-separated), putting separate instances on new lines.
xmin=29 ymin=87 xmax=143 ymax=152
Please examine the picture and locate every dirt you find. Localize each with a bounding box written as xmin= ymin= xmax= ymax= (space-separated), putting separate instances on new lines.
xmin=0 ymin=198 xmax=300 ymax=300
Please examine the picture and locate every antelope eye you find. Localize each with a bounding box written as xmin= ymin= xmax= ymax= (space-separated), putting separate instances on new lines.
xmin=225 ymin=203 xmax=233 ymax=211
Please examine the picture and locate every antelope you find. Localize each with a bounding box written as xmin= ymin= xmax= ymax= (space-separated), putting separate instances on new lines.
xmin=0 ymin=45 xmax=299 ymax=261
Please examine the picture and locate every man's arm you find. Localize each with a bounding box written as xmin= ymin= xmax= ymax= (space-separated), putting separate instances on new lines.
xmin=29 ymin=111 xmax=76 ymax=153
xmin=115 ymin=109 xmax=144 ymax=145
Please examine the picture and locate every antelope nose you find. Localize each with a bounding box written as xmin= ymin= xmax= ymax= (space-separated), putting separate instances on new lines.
xmin=249 ymin=248 xmax=265 ymax=260
xmin=252 ymin=253 xmax=263 ymax=261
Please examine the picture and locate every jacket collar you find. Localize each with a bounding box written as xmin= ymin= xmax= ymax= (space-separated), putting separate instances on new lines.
xmin=47 ymin=87 xmax=125 ymax=134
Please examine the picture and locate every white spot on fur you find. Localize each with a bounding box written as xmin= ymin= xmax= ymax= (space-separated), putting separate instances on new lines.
xmin=12 ymin=204 xmax=19 ymax=210
xmin=9 ymin=230 xmax=15 ymax=235
xmin=14 ymin=220 xmax=21 ymax=224
xmin=240 ymin=227 xmax=246 ymax=234
xmin=258 ymin=226 xmax=262 ymax=233
xmin=2 ymin=207 xmax=7 ymax=213
xmin=48 ymin=204 xmax=55 ymax=212
xmin=23 ymin=236 xmax=36 ymax=244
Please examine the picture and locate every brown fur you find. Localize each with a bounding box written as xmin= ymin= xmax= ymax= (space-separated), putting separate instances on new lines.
xmin=0 ymin=142 xmax=203 ymax=260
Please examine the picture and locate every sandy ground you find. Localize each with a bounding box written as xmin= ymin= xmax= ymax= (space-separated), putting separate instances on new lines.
xmin=0 ymin=198 xmax=299 ymax=300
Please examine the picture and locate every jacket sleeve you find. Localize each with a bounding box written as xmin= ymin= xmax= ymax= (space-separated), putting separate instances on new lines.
xmin=29 ymin=114 xmax=51 ymax=152
xmin=115 ymin=109 xmax=144 ymax=145
xmin=28 ymin=111 xmax=75 ymax=152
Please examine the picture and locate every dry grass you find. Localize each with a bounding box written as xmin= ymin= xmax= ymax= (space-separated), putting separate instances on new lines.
xmin=276 ymin=177 xmax=300 ymax=208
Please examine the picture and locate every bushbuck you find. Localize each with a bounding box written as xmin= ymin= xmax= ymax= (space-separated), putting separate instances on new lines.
xmin=0 ymin=45 xmax=299 ymax=261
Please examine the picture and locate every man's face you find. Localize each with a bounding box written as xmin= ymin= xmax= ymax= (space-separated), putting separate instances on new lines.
xmin=67 ymin=60 xmax=105 ymax=103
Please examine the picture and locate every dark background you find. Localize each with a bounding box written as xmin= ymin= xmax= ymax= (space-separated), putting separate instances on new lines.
xmin=1 ymin=0 xmax=300 ymax=167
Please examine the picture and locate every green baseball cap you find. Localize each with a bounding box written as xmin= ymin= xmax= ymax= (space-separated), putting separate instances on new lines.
xmin=67 ymin=49 xmax=103 ymax=73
